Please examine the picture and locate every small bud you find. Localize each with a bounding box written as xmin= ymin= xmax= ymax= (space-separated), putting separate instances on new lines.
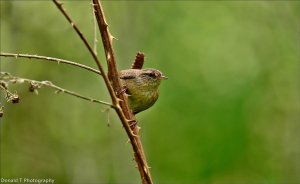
xmin=7 ymin=91 xmax=20 ymax=104
xmin=0 ymin=106 xmax=4 ymax=117
xmin=28 ymin=81 xmax=40 ymax=95
xmin=11 ymin=95 xmax=19 ymax=104
xmin=29 ymin=81 xmax=39 ymax=94
xmin=29 ymin=84 xmax=35 ymax=92
xmin=55 ymin=89 xmax=62 ymax=94
xmin=0 ymin=81 xmax=8 ymax=89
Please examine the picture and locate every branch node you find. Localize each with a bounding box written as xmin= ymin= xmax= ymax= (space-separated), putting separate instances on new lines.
xmin=109 ymin=35 xmax=113 ymax=44
xmin=7 ymin=91 xmax=20 ymax=104
xmin=111 ymin=35 xmax=118 ymax=41
xmin=29 ymin=81 xmax=39 ymax=94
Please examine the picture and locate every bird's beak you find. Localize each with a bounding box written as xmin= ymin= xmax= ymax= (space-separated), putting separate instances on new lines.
xmin=160 ymin=75 xmax=168 ymax=80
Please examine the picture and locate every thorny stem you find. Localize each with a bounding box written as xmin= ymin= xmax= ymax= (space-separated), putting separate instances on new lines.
xmin=1 ymin=3 xmax=154 ymax=182
xmin=52 ymin=0 xmax=153 ymax=183
xmin=0 ymin=52 xmax=101 ymax=75
xmin=52 ymin=0 xmax=135 ymax=156
xmin=92 ymin=1 xmax=153 ymax=183
xmin=0 ymin=72 xmax=115 ymax=108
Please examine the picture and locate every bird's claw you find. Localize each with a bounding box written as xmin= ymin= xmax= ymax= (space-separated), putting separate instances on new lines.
xmin=128 ymin=119 xmax=137 ymax=128
xmin=116 ymin=87 xmax=127 ymax=96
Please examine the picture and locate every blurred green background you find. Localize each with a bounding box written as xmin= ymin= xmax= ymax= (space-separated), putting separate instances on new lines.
xmin=1 ymin=1 xmax=299 ymax=184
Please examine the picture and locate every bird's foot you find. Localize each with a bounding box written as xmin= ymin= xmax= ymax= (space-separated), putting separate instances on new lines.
xmin=116 ymin=86 xmax=127 ymax=96
xmin=128 ymin=119 xmax=138 ymax=129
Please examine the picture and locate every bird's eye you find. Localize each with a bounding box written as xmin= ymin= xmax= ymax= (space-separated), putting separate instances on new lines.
xmin=147 ymin=73 xmax=156 ymax=78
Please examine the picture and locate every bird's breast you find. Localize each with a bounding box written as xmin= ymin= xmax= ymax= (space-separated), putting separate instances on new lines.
xmin=128 ymin=89 xmax=159 ymax=114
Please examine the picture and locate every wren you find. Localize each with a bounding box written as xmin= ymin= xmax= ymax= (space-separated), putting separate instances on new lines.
xmin=119 ymin=68 xmax=167 ymax=114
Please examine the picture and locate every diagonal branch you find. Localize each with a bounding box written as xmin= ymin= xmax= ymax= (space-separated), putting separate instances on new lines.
xmin=1 ymin=72 xmax=115 ymax=108
xmin=0 ymin=52 xmax=101 ymax=75
xmin=53 ymin=1 xmax=153 ymax=183
xmin=52 ymin=0 xmax=137 ymax=155
xmin=52 ymin=0 xmax=118 ymax=106
xmin=91 ymin=1 xmax=116 ymax=80
xmin=92 ymin=1 xmax=153 ymax=183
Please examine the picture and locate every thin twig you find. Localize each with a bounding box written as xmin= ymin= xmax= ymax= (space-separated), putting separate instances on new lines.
xmin=0 ymin=52 xmax=101 ymax=75
xmin=0 ymin=72 xmax=115 ymax=108
xmin=91 ymin=3 xmax=98 ymax=55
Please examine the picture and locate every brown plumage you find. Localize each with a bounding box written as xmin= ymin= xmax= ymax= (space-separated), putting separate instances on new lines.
xmin=131 ymin=52 xmax=145 ymax=69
